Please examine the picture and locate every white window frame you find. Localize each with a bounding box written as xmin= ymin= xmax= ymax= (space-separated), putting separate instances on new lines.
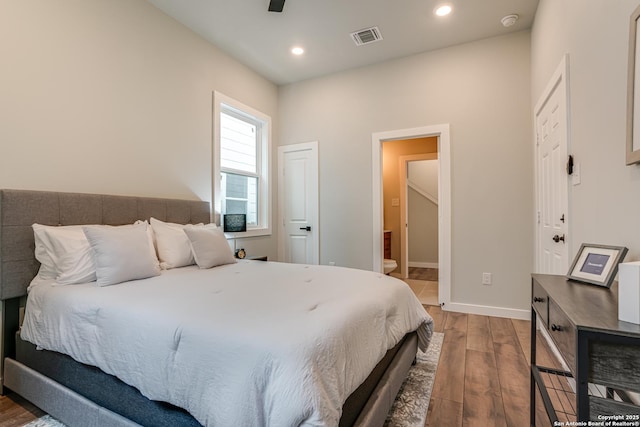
xmin=213 ymin=92 xmax=271 ymax=237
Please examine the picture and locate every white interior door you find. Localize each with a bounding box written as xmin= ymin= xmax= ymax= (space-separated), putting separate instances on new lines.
xmin=278 ymin=142 xmax=319 ymax=264
xmin=535 ymin=56 xmax=570 ymax=275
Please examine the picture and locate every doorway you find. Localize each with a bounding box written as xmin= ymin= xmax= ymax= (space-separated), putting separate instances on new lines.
xmin=401 ymin=155 xmax=439 ymax=305
xmin=400 ymin=155 xmax=438 ymax=277
xmin=372 ymin=124 xmax=451 ymax=308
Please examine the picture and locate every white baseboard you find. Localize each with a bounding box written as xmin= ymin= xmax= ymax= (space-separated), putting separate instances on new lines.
xmin=408 ymin=262 xmax=439 ymax=269
xmin=443 ymin=301 xmax=530 ymax=320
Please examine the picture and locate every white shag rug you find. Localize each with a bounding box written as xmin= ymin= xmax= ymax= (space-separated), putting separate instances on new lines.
xmin=24 ymin=332 xmax=444 ymax=427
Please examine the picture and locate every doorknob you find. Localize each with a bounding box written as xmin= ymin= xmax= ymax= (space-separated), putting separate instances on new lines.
xmin=552 ymin=234 xmax=565 ymax=243
xmin=300 ymin=226 xmax=311 ymax=231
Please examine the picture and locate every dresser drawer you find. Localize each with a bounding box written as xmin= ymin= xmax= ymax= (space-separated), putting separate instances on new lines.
xmin=532 ymin=280 xmax=549 ymax=326
xmin=548 ymin=299 xmax=576 ymax=374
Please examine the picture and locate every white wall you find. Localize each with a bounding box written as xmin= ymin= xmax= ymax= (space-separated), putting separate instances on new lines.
xmin=408 ymin=160 xmax=438 ymax=203
xmin=532 ymin=0 xmax=640 ymax=263
xmin=0 ymin=0 xmax=278 ymax=207
xmin=408 ymin=187 xmax=439 ymax=265
xmin=279 ymin=31 xmax=533 ymax=314
xmin=408 ymin=160 xmax=439 ymax=266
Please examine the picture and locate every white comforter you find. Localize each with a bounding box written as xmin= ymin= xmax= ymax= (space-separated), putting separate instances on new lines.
xmin=21 ymin=261 xmax=433 ymax=426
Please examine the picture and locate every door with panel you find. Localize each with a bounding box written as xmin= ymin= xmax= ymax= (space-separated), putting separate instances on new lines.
xmin=278 ymin=142 xmax=319 ymax=264
xmin=535 ymin=57 xmax=570 ymax=275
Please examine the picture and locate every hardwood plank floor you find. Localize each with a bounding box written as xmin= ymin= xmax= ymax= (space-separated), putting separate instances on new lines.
xmin=425 ymin=305 xmax=560 ymax=427
xmin=0 ymin=392 xmax=43 ymax=427
xmin=0 ymin=306 xmax=562 ymax=427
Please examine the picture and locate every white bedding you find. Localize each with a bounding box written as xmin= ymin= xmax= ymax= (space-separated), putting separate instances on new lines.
xmin=21 ymin=261 xmax=433 ymax=426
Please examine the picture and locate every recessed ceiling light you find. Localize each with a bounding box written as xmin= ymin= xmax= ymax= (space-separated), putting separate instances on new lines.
xmin=434 ymin=4 xmax=452 ymax=17
xmin=291 ymin=46 xmax=304 ymax=55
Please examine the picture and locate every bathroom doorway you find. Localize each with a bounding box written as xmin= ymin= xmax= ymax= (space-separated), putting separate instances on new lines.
xmin=372 ymin=123 xmax=450 ymax=308
xmin=381 ymin=138 xmax=439 ymax=305
xmin=401 ymin=156 xmax=439 ymax=305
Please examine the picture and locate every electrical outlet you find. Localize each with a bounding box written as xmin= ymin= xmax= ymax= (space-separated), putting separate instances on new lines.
xmin=329 ymin=261 xmax=336 ymax=266
xmin=482 ymin=272 xmax=492 ymax=285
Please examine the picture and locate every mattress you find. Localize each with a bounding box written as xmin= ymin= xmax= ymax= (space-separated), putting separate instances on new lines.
xmin=21 ymin=261 xmax=433 ymax=426
xmin=14 ymin=330 xmax=416 ymax=427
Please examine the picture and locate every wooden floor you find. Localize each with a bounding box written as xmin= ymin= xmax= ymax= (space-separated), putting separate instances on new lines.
xmin=0 ymin=306 xmax=560 ymax=427
xmin=424 ymin=305 xmax=558 ymax=427
xmin=0 ymin=392 xmax=44 ymax=427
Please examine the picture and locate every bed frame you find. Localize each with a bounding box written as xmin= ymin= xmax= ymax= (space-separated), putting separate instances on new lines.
xmin=0 ymin=189 xmax=418 ymax=427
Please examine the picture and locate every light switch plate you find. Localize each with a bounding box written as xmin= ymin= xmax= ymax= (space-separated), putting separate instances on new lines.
xmin=572 ymin=163 xmax=581 ymax=185
xmin=391 ymin=198 xmax=400 ymax=207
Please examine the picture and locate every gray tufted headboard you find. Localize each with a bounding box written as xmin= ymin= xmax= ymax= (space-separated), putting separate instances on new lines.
xmin=0 ymin=189 xmax=211 ymax=300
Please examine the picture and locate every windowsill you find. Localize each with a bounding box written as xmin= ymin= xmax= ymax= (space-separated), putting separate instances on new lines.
xmin=224 ymin=227 xmax=271 ymax=239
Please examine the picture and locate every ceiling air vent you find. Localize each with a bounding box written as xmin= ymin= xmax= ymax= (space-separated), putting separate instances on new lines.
xmin=351 ymin=26 xmax=383 ymax=46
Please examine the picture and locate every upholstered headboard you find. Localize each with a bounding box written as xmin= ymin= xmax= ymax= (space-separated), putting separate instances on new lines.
xmin=0 ymin=189 xmax=211 ymax=300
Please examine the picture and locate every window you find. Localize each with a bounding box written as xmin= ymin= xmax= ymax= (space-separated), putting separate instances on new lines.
xmin=213 ymin=93 xmax=271 ymax=236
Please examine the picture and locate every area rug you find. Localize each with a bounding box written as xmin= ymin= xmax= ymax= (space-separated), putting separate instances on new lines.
xmin=23 ymin=416 xmax=65 ymax=427
xmin=385 ymin=331 xmax=444 ymax=427
xmin=24 ymin=332 xmax=444 ymax=427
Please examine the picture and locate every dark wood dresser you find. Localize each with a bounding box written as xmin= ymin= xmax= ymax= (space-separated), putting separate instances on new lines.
xmin=530 ymin=274 xmax=640 ymax=425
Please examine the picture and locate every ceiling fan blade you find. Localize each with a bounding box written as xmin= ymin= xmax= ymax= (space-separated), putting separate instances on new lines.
xmin=268 ymin=0 xmax=285 ymax=12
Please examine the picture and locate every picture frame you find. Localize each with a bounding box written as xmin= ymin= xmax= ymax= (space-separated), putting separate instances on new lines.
xmin=567 ymin=244 xmax=628 ymax=288
xmin=627 ymin=3 xmax=640 ymax=165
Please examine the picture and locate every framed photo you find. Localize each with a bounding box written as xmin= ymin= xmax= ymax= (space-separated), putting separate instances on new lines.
xmin=627 ymin=3 xmax=640 ymax=165
xmin=567 ymin=244 xmax=628 ymax=288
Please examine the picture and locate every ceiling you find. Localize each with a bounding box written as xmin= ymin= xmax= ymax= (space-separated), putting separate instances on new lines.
xmin=146 ymin=0 xmax=539 ymax=86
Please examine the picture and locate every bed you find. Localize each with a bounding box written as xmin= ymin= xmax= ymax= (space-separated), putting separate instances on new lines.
xmin=0 ymin=189 xmax=433 ymax=427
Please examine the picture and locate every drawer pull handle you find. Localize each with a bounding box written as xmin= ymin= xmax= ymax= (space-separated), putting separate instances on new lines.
xmin=551 ymin=324 xmax=562 ymax=332
xmin=533 ymin=297 xmax=545 ymax=303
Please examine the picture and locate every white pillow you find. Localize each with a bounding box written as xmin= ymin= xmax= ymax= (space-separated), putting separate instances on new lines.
xmin=134 ymin=220 xmax=161 ymax=268
xmin=83 ymin=223 xmax=161 ymax=286
xmin=183 ymin=226 xmax=236 ymax=269
xmin=53 ymin=234 xmax=97 ymax=285
xmin=33 ymin=224 xmax=96 ymax=284
xmin=150 ymin=218 xmax=216 ymax=269
xmin=32 ymin=223 xmax=63 ymax=281
xmin=32 ymin=222 xmax=159 ymax=285
xmin=150 ymin=218 xmax=194 ymax=269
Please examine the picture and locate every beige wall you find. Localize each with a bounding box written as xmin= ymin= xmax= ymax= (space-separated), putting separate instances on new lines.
xmin=532 ymin=1 xmax=640 ymax=265
xmin=382 ymin=137 xmax=438 ymax=273
xmin=279 ymin=30 xmax=533 ymax=314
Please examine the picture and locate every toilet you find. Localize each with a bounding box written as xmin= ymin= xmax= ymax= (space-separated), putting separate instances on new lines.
xmin=383 ymin=258 xmax=398 ymax=275
xmin=383 ymin=230 xmax=397 ymax=275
